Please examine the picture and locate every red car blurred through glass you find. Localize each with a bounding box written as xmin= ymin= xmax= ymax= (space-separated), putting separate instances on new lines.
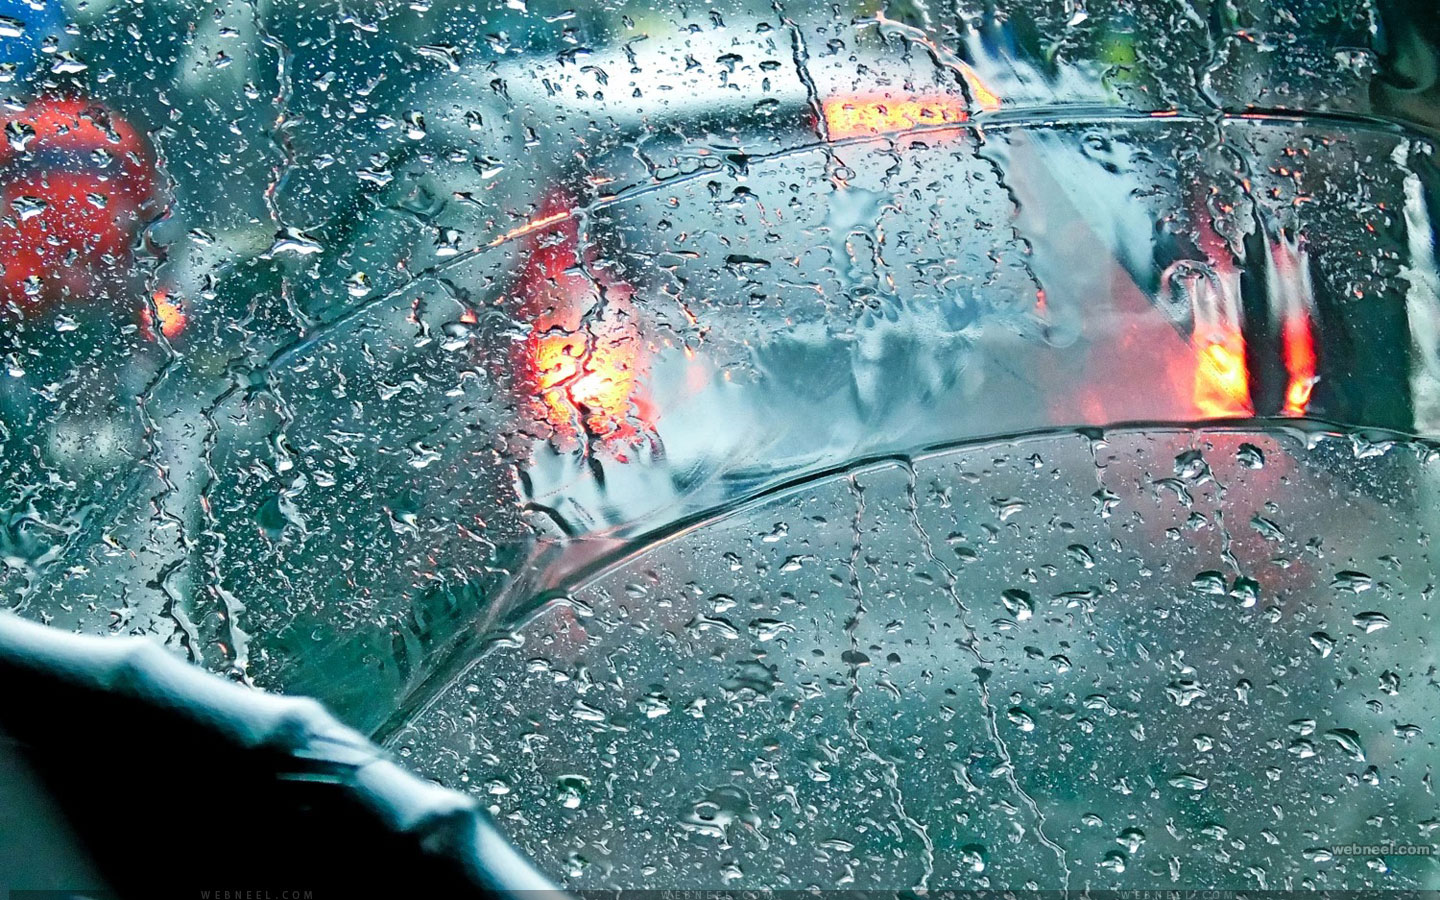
xmin=0 ymin=97 xmax=158 ymax=317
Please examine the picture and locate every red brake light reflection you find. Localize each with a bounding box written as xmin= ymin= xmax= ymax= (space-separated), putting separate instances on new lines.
xmin=512 ymin=190 xmax=652 ymax=457
xmin=1281 ymin=312 xmax=1317 ymax=417
xmin=1271 ymin=239 xmax=1318 ymax=418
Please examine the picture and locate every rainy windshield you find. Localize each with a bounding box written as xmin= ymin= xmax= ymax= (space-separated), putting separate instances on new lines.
xmin=3 ymin=0 xmax=1440 ymax=891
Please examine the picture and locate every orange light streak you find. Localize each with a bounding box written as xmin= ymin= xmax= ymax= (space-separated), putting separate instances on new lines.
xmin=1192 ymin=329 xmax=1253 ymax=418
xmin=822 ymin=95 xmax=969 ymax=140
xmin=957 ymin=61 xmax=1003 ymax=113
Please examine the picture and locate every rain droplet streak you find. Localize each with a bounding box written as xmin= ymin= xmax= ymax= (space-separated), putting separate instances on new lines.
xmin=903 ymin=459 xmax=1069 ymax=890
xmin=842 ymin=472 xmax=935 ymax=892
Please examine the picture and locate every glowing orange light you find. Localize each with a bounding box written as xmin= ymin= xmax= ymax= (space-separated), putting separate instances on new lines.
xmin=141 ymin=291 xmax=185 ymax=339
xmin=1192 ymin=330 xmax=1252 ymax=418
xmin=957 ymin=61 xmax=1003 ymax=113
xmin=489 ymin=210 xmax=571 ymax=248
xmin=822 ymin=94 xmax=969 ymax=140
xmin=531 ymin=319 xmax=644 ymax=445
xmin=1178 ymin=199 xmax=1253 ymax=420
xmin=1281 ymin=311 xmax=1316 ymax=416
xmin=513 ymin=188 xmax=652 ymax=455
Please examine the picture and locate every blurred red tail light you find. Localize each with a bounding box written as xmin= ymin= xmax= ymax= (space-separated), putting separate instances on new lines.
xmin=511 ymin=188 xmax=653 ymax=459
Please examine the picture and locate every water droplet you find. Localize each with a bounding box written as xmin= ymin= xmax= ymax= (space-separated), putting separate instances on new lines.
xmin=1237 ymin=443 xmax=1266 ymax=468
xmin=1352 ymin=611 xmax=1390 ymax=633
xmin=1331 ymin=570 xmax=1374 ymax=593
xmin=1001 ymin=588 xmax=1035 ymax=621
xmin=1169 ymin=773 xmax=1209 ymax=791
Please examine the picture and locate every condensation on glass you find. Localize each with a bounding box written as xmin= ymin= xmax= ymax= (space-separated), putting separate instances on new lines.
xmin=2 ymin=0 xmax=1438 ymax=891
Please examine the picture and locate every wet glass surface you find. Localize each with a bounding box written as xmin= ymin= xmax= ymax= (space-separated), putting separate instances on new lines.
xmin=397 ymin=426 xmax=1440 ymax=889
xmin=3 ymin=0 xmax=1439 ymax=890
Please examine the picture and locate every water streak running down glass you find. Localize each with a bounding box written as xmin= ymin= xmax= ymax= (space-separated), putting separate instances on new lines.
xmin=2 ymin=0 xmax=1439 ymax=891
